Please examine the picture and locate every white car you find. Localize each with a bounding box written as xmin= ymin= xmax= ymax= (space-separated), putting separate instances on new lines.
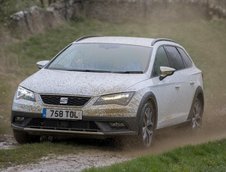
xmin=11 ymin=36 xmax=204 ymax=147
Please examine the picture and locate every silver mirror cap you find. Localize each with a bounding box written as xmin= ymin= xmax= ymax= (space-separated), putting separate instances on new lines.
xmin=36 ymin=60 xmax=50 ymax=69
xmin=159 ymin=66 xmax=176 ymax=80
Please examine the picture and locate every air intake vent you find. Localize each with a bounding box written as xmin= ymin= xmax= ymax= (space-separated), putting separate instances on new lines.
xmin=41 ymin=95 xmax=90 ymax=106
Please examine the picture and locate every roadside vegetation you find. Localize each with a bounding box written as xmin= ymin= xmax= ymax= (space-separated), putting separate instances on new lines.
xmin=85 ymin=139 xmax=226 ymax=172
xmin=0 ymin=0 xmax=40 ymax=23
xmin=0 ymin=141 xmax=83 ymax=169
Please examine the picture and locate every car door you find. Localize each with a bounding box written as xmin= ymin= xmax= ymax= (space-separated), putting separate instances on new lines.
xmin=177 ymin=47 xmax=197 ymax=114
xmin=164 ymin=45 xmax=193 ymax=124
xmin=151 ymin=46 xmax=183 ymax=129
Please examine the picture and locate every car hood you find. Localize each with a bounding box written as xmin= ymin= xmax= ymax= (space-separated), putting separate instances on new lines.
xmin=20 ymin=69 xmax=148 ymax=96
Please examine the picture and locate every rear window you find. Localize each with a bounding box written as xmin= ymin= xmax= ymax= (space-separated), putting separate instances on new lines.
xmin=177 ymin=48 xmax=193 ymax=68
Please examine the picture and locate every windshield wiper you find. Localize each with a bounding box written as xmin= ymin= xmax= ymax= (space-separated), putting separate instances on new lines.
xmin=66 ymin=69 xmax=114 ymax=73
xmin=115 ymin=71 xmax=144 ymax=74
xmin=60 ymin=69 xmax=144 ymax=74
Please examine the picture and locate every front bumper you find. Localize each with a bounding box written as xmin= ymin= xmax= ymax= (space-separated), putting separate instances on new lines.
xmin=11 ymin=111 xmax=138 ymax=136
xmin=11 ymin=90 xmax=144 ymax=137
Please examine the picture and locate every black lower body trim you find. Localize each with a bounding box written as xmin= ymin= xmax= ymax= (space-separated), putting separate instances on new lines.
xmin=11 ymin=111 xmax=138 ymax=137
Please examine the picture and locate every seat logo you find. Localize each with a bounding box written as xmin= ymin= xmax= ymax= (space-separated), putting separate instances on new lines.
xmin=60 ymin=97 xmax=68 ymax=104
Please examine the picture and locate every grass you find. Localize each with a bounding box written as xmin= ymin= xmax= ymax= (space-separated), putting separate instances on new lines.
xmin=0 ymin=76 xmax=12 ymax=134
xmin=0 ymin=141 xmax=83 ymax=169
xmin=85 ymin=139 xmax=226 ymax=172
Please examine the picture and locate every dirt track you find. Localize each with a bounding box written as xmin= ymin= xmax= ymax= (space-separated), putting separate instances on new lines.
xmin=2 ymin=105 xmax=226 ymax=172
xmin=3 ymin=150 xmax=129 ymax=172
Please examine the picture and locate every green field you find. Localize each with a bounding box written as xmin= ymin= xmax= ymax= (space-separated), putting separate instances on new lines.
xmin=0 ymin=17 xmax=226 ymax=169
xmin=85 ymin=139 xmax=226 ymax=172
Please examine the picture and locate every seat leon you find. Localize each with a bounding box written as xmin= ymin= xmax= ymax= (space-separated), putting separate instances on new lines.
xmin=11 ymin=36 xmax=204 ymax=147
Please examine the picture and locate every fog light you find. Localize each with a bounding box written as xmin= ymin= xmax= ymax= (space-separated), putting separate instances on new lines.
xmin=109 ymin=122 xmax=126 ymax=128
xmin=15 ymin=117 xmax=25 ymax=122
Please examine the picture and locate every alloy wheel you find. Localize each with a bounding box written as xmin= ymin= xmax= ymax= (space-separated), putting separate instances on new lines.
xmin=192 ymin=98 xmax=203 ymax=128
xmin=142 ymin=103 xmax=154 ymax=147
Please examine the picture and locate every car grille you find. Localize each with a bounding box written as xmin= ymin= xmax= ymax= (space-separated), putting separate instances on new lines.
xmin=40 ymin=95 xmax=91 ymax=106
xmin=27 ymin=118 xmax=100 ymax=132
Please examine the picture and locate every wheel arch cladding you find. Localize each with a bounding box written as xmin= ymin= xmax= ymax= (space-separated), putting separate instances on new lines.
xmin=187 ymin=86 xmax=204 ymax=120
xmin=136 ymin=92 xmax=158 ymax=132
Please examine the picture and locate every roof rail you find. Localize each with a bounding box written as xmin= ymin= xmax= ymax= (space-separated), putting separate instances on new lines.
xmin=151 ymin=38 xmax=176 ymax=46
xmin=75 ymin=35 xmax=100 ymax=42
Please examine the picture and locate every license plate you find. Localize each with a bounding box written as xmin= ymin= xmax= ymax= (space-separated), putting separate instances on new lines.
xmin=42 ymin=108 xmax=82 ymax=120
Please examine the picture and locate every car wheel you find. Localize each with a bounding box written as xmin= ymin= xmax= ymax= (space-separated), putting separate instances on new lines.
xmin=13 ymin=130 xmax=40 ymax=144
xmin=191 ymin=95 xmax=204 ymax=129
xmin=139 ymin=100 xmax=155 ymax=148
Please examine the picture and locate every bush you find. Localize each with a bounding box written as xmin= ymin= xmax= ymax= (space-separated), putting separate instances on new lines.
xmin=0 ymin=0 xmax=40 ymax=23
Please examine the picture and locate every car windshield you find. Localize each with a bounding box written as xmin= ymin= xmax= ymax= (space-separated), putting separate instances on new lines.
xmin=47 ymin=43 xmax=152 ymax=73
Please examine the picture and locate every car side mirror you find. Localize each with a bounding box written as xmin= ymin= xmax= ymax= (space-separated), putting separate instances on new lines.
xmin=36 ymin=60 xmax=50 ymax=69
xmin=159 ymin=66 xmax=176 ymax=81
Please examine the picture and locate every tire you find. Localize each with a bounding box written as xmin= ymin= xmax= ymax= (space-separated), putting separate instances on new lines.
xmin=138 ymin=100 xmax=156 ymax=148
xmin=13 ymin=130 xmax=40 ymax=144
xmin=190 ymin=94 xmax=204 ymax=129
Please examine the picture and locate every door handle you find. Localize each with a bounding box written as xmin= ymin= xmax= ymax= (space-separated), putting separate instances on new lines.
xmin=175 ymin=85 xmax=181 ymax=89
xmin=190 ymin=81 xmax=195 ymax=86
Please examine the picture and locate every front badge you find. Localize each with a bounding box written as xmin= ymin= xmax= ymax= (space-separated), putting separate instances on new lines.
xmin=60 ymin=97 xmax=68 ymax=105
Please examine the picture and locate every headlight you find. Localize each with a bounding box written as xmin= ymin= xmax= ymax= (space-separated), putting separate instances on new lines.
xmin=16 ymin=86 xmax=36 ymax=102
xmin=94 ymin=92 xmax=134 ymax=106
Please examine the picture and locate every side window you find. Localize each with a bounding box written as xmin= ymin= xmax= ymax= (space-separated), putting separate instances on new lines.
xmin=164 ymin=46 xmax=185 ymax=70
xmin=152 ymin=47 xmax=170 ymax=77
xmin=177 ymin=48 xmax=193 ymax=68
